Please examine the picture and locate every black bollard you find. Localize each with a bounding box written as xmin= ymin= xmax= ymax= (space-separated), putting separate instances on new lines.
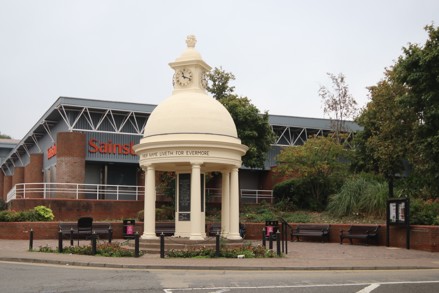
xmin=262 ymin=228 xmax=266 ymax=247
xmin=160 ymin=232 xmax=165 ymax=259
xmin=70 ymin=228 xmax=74 ymax=246
xmin=269 ymin=231 xmax=273 ymax=250
xmin=281 ymin=224 xmax=285 ymax=253
xmin=215 ymin=232 xmax=220 ymax=257
xmin=29 ymin=229 xmax=34 ymax=251
xmin=91 ymin=232 xmax=97 ymax=255
xmin=134 ymin=232 xmax=140 ymax=258
xmin=276 ymin=230 xmax=281 ymax=256
xmin=109 ymin=227 xmax=113 ymax=244
xmin=58 ymin=229 xmax=63 ymax=253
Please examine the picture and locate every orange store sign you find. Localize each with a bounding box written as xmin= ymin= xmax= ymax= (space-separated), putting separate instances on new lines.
xmin=47 ymin=144 xmax=57 ymax=159
xmin=88 ymin=138 xmax=137 ymax=156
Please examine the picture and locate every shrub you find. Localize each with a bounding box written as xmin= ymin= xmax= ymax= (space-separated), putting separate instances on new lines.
xmin=0 ymin=206 xmax=54 ymax=222
xmin=410 ymin=198 xmax=439 ymax=225
xmin=282 ymin=212 xmax=311 ymax=223
xmin=359 ymin=182 xmax=388 ymax=218
xmin=241 ymin=203 xmax=277 ymax=222
xmin=34 ymin=205 xmax=55 ymax=221
xmin=166 ymin=242 xmax=278 ymax=258
xmin=327 ymin=177 xmax=366 ymax=217
xmin=327 ymin=175 xmax=387 ymax=218
xmin=273 ymin=176 xmax=338 ymax=211
xmin=38 ymin=242 xmax=140 ymax=257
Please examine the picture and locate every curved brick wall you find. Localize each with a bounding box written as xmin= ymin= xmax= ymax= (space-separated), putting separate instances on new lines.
xmin=56 ymin=132 xmax=86 ymax=198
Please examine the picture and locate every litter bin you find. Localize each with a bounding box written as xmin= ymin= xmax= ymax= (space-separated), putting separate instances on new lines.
xmin=123 ymin=219 xmax=136 ymax=239
xmin=265 ymin=220 xmax=278 ymax=239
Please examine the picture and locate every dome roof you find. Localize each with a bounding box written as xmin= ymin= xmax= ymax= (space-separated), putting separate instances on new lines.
xmin=143 ymin=91 xmax=238 ymax=140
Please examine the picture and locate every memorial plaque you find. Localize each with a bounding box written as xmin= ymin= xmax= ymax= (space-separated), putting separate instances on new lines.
xmin=179 ymin=212 xmax=190 ymax=221
xmin=178 ymin=174 xmax=191 ymax=212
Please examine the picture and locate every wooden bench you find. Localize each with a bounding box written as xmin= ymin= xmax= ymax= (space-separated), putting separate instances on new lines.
xmin=155 ymin=222 xmax=175 ymax=236
xmin=340 ymin=225 xmax=380 ymax=245
xmin=291 ymin=224 xmax=330 ymax=242
xmin=59 ymin=222 xmax=113 ymax=242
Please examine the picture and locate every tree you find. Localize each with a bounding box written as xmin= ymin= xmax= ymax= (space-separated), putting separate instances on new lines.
xmin=354 ymin=69 xmax=416 ymax=196
xmin=206 ymin=67 xmax=235 ymax=100
xmin=319 ymin=73 xmax=358 ymax=143
xmin=275 ymin=136 xmax=350 ymax=208
xmin=354 ymin=24 xmax=439 ymax=198
xmin=0 ymin=132 xmax=11 ymax=139
xmin=206 ymin=67 xmax=275 ymax=169
xmin=393 ymin=24 xmax=439 ymax=196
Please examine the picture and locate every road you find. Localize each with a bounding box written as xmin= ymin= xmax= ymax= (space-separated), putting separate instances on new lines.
xmin=1 ymin=261 xmax=439 ymax=292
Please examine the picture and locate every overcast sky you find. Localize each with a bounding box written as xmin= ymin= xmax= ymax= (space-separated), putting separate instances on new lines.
xmin=1 ymin=0 xmax=438 ymax=139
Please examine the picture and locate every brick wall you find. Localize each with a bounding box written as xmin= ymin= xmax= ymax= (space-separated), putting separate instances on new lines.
xmin=0 ymin=221 xmax=438 ymax=252
xmin=0 ymin=172 xmax=4 ymax=200
xmin=12 ymin=166 xmax=24 ymax=187
xmin=25 ymin=153 xmax=43 ymax=183
xmin=2 ymin=175 xmax=12 ymax=201
xmin=56 ymin=132 xmax=86 ymax=198
xmin=8 ymin=198 xmax=144 ymax=221
xmin=24 ymin=153 xmax=44 ymax=198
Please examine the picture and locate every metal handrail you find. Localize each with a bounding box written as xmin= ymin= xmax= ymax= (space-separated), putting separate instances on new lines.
xmin=240 ymin=189 xmax=273 ymax=203
xmin=6 ymin=183 xmax=145 ymax=203
xmin=6 ymin=183 xmax=274 ymax=204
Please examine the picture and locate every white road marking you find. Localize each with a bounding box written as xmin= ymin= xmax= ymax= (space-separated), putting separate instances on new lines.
xmin=164 ymin=280 xmax=439 ymax=292
xmin=356 ymin=283 xmax=380 ymax=293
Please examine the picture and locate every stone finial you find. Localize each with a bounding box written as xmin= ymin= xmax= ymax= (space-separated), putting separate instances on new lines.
xmin=186 ymin=35 xmax=197 ymax=48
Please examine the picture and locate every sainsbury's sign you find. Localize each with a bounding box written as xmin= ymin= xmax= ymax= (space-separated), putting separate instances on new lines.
xmin=88 ymin=138 xmax=137 ymax=156
xmin=47 ymin=144 xmax=57 ymax=159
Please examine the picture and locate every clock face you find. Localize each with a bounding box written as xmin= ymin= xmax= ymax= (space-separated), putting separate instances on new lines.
xmin=175 ymin=68 xmax=193 ymax=86
xmin=200 ymin=72 xmax=208 ymax=89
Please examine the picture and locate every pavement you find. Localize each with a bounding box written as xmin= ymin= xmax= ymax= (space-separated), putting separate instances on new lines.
xmin=1 ymin=239 xmax=439 ymax=271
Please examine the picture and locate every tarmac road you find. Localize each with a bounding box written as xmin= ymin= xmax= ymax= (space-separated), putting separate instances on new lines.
xmin=1 ymin=262 xmax=439 ymax=293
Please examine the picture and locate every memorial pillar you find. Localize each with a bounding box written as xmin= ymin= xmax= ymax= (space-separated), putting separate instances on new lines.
xmin=141 ymin=164 xmax=157 ymax=239
xmin=190 ymin=162 xmax=203 ymax=240
xmin=228 ymin=167 xmax=241 ymax=240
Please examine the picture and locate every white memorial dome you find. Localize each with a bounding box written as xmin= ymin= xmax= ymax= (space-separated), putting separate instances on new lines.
xmin=142 ymin=35 xmax=240 ymax=144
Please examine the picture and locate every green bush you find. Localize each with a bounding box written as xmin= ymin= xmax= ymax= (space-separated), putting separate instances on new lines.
xmin=0 ymin=206 xmax=54 ymax=222
xmin=410 ymin=198 xmax=439 ymax=225
xmin=359 ymin=182 xmax=388 ymax=218
xmin=281 ymin=212 xmax=311 ymax=223
xmin=34 ymin=205 xmax=55 ymax=221
xmin=273 ymin=178 xmax=316 ymax=210
xmin=38 ymin=242 xmax=139 ymax=257
xmin=166 ymin=242 xmax=277 ymax=258
xmin=327 ymin=175 xmax=387 ymax=218
xmin=273 ymin=176 xmax=338 ymax=211
xmin=241 ymin=203 xmax=277 ymax=222
xmin=137 ymin=206 xmax=175 ymax=222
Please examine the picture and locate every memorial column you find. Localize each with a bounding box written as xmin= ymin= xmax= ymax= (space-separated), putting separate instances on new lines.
xmin=221 ymin=169 xmax=230 ymax=237
xmin=190 ymin=162 xmax=203 ymax=240
xmin=227 ymin=166 xmax=241 ymax=240
xmin=141 ymin=164 xmax=157 ymax=239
